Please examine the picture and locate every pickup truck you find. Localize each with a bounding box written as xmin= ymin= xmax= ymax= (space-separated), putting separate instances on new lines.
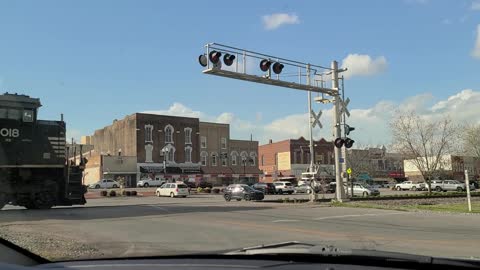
xmin=429 ymin=180 xmax=466 ymax=192
xmin=395 ymin=181 xmax=425 ymax=191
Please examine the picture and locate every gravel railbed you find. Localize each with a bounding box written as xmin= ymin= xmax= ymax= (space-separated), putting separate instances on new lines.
xmin=0 ymin=225 xmax=102 ymax=261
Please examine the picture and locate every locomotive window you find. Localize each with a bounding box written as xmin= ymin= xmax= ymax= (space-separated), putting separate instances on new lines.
xmin=0 ymin=108 xmax=6 ymax=118
xmin=7 ymin=109 xmax=21 ymax=120
xmin=23 ymin=110 xmax=34 ymax=122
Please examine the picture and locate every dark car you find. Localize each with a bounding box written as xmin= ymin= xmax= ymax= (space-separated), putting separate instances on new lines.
xmin=224 ymin=184 xmax=264 ymax=201
xmin=251 ymin=182 xmax=276 ymax=194
xmin=196 ymin=181 xmax=213 ymax=188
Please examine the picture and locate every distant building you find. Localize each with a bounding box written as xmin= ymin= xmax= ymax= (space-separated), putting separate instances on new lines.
xmin=404 ymin=155 xmax=480 ymax=182
xmin=346 ymin=146 xmax=405 ymax=181
xmin=83 ymin=113 xmax=261 ymax=186
xmin=258 ymin=137 xmax=335 ymax=183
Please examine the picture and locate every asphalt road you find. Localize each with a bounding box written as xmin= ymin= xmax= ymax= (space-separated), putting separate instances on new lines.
xmin=2 ymin=194 xmax=480 ymax=261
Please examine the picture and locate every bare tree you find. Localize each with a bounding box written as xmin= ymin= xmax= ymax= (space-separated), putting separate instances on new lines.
xmin=390 ymin=111 xmax=459 ymax=193
xmin=346 ymin=146 xmax=377 ymax=180
xmin=462 ymin=124 xmax=480 ymax=158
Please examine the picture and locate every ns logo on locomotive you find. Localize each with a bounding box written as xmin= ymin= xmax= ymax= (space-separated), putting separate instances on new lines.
xmin=0 ymin=93 xmax=88 ymax=210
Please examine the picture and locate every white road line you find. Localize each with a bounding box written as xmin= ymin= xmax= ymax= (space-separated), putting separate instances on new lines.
xmin=272 ymin=219 xmax=300 ymax=223
xmin=148 ymin=205 xmax=171 ymax=212
xmin=313 ymin=212 xmax=405 ymax=221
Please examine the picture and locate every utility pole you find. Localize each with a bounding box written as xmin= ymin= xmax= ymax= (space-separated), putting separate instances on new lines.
xmin=307 ymin=64 xmax=314 ymax=173
xmin=332 ymin=61 xmax=346 ymax=201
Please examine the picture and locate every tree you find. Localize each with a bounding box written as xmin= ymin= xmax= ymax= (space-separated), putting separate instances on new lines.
xmin=346 ymin=146 xmax=377 ymax=180
xmin=462 ymin=124 xmax=480 ymax=158
xmin=390 ymin=112 xmax=459 ymax=193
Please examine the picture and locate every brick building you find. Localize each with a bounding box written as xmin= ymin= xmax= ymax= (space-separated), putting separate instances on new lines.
xmin=199 ymin=122 xmax=261 ymax=185
xmin=84 ymin=113 xmax=261 ymax=186
xmin=258 ymin=137 xmax=335 ymax=182
xmin=89 ymin=113 xmax=202 ymax=185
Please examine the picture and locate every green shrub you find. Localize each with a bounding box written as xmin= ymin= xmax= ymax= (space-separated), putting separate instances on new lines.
xmin=131 ymin=191 xmax=137 ymax=196
xmin=204 ymin=187 xmax=212 ymax=193
xmin=125 ymin=191 xmax=132 ymax=196
xmin=197 ymin=187 xmax=203 ymax=193
xmin=109 ymin=190 xmax=116 ymax=197
xmin=212 ymin=188 xmax=220 ymax=194
xmin=100 ymin=190 xmax=108 ymax=196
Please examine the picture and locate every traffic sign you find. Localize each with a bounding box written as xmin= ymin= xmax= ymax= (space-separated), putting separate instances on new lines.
xmin=339 ymin=97 xmax=350 ymax=117
xmin=347 ymin=168 xmax=352 ymax=175
xmin=339 ymin=158 xmax=345 ymax=163
xmin=311 ymin=109 xmax=322 ymax=128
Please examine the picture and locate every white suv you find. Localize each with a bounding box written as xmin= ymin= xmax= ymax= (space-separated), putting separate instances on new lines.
xmin=156 ymin=182 xmax=189 ymax=198
xmin=273 ymin=181 xmax=295 ymax=194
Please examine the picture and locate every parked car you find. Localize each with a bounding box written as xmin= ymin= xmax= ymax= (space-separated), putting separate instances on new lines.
xmin=273 ymin=181 xmax=295 ymax=194
xmin=197 ymin=181 xmax=213 ymax=188
xmin=294 ymin=184 xmax=320 ymax=194
xmin=251 ymin=183 xmax=276 ymax=194
xmin=155 ymin=182 xmax=189 ymax=198
xmin=395 ymin=181 xmax=425 ymax=191
xmin=137 ymin=179 xmax=165 ymax=187
xmin=429 ymin=180 xmax=466 ymax=192
xmin=89 ymin=179 xmax=120 ymax=189
xmin=224 ymin=184 xmax=264 ymax=201
xmin=353 ymin=184 xmax=380 ymax=197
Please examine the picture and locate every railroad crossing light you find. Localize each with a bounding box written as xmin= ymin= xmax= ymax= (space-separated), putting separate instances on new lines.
xmin=209 ymin=50 xmax=222 ymax=64
xmin=272 ymin=62 xmax=284 ymax=74
xmin=259 ymin=59 xmax=272 ymax=72
xmin=198 ymin=54 xmax=208 ymax=67
xmin=344 ymin=138 xmax=355 ymax=149
xmin=334 ymin=138 xmax=344 ymax=148
xmin=223 ymin=54 xmax=235 ymax=66
xmin=334 ymin=137 xmax=355 ymax=149
xmin=345 ymin=125 xmax=355 ymax=136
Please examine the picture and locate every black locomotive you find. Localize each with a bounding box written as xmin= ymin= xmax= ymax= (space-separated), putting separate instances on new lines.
xmin=0 ymin=93 xmax=87 ymax=209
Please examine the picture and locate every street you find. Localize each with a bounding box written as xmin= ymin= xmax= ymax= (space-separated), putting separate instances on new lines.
xmin=2 ymin=193 xmax=480 ymax=260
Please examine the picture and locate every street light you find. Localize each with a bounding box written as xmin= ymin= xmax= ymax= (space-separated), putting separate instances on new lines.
xmin=161 ymin=147 xmax=170 ymax=175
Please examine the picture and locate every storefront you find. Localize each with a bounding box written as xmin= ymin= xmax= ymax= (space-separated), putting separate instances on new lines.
xmin=137 ymin=163 xmax=202 ymax=183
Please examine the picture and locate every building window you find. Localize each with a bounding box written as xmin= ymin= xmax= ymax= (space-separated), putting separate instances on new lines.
xmin=201 ymin=151 xmax=208 ymax=166
xmin=211 ymin=152 xmax=218 ymax=166
xmin=250 ymin=152 xmax=256 ymax=166
xmin=184 ymin=128 xmax=192 ymax=144
xmin=231 ymin=151 xmax=238 ymax=166
xmin=221 ymin=152 xmax=227 ymax=166
xmin=221 ymin=137 xmax=227 ymax=149
xmin=145 ymin=124 xmax=153 ymax=143
xmin=163 ymin=145 xmax=176 ymax=163
xmin=164 ymin=124 xmax=174 ymax=143
xmin=274 ymin=153 xmax=278 ymax=165
xmin=185 ymin=146 xmax=192 ymax=163
xmin=241 ymin=151 xmax=248 ymax=165
xmin=261 ymin=155 xmax=264 ymax=166
xmin=201 ymin=136 xmax=207 ymax=148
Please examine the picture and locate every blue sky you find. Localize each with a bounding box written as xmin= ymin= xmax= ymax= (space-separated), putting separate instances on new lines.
xmin=0 ymin=0 xmax=479 ymax=145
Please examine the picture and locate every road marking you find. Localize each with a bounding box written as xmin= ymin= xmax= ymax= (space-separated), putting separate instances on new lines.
xmin=272 ymin=219 xmax=300 ymax=223
xmin=147 ymin=205 xmax=171 ymax=212
xmin=313 ymin=212 xmax=405 ymax=221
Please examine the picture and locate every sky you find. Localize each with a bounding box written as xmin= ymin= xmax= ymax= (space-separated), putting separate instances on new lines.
xmin=0 ymin=0 xmax=479 ymax=147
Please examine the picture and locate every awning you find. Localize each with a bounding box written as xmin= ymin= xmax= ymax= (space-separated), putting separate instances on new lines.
xmin=140 ymin=165 xmax=165 ymax=173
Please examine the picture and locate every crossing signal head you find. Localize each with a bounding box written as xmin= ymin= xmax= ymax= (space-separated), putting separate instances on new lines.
xmin=260 ymin=59 xmax=272 ymax=72
xmin=209 ymin=51 xmax=222 ymax=64
xmin=346 ymin=125 xmax=355 ymax=135
xmin=198 ymin=54 xmax=208 ymax=67
xmin=334 ymin=138 xmax=344 ymax=148
xmin=272 ymin=62 xmax=284 ymax=74
xmin=223 ymin=54 xmax=235 ymax=66
xmin=344 ymin=138 xmax=355 ymax=149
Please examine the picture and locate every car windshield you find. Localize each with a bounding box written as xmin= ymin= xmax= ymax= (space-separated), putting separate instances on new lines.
xmin=2 ymin=0 xmax=480 ymax=264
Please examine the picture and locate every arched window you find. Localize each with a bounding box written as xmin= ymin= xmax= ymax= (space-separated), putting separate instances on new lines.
xmin=184 ymin=127 xmax=192 ymax=144
xmin=250 ymin=152 xmax=257 ymax=166
xmin=240 ymin=151 xmax=248 ymax=165
xmin=211 ymin=152 xmax=218 ymax=166
xmin=165 ymin=124 xmax=174 ymax=143
xmin=185 ymin=146 xmax=192 ymax=163
xmin=145 ymin=124 xmax=153 ymax=143
xmin=162 ymin=144 xmax=176 ymax=163
xmin=231 ymin=151 xmax=238 ymax=166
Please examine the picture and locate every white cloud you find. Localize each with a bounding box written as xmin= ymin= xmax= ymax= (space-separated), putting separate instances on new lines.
xmin=471 ymin=0 xmax=480 ymax=10
xmin=472 ymin=24 xmax=480 ymax=59
xmin=262 ymin=13 xmax=299 ymax=30
xmin=341 ymin=54 xmax=388 ymax=79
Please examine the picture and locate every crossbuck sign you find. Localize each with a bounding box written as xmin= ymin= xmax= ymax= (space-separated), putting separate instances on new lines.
xmin=310 ymin=110 xmax=322 ymax=128
xmin=339 ymin=97 xmax=350 ymax=117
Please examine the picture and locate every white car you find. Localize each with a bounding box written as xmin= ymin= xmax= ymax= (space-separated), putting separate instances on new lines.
xmin=89 ymin=179 xmax=120 ymax=189
xmin=156 ymin=182 xmax=189 ymax=198
xmin=395 ymin=181 xmax=425 ymax=191
xmin=352 ymin=184 xmax=380 ymax=197
xmin=273 ymin=181 xmax=295 ymax=194
xmin=137 ymin=179 xmax=165 ymax=187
